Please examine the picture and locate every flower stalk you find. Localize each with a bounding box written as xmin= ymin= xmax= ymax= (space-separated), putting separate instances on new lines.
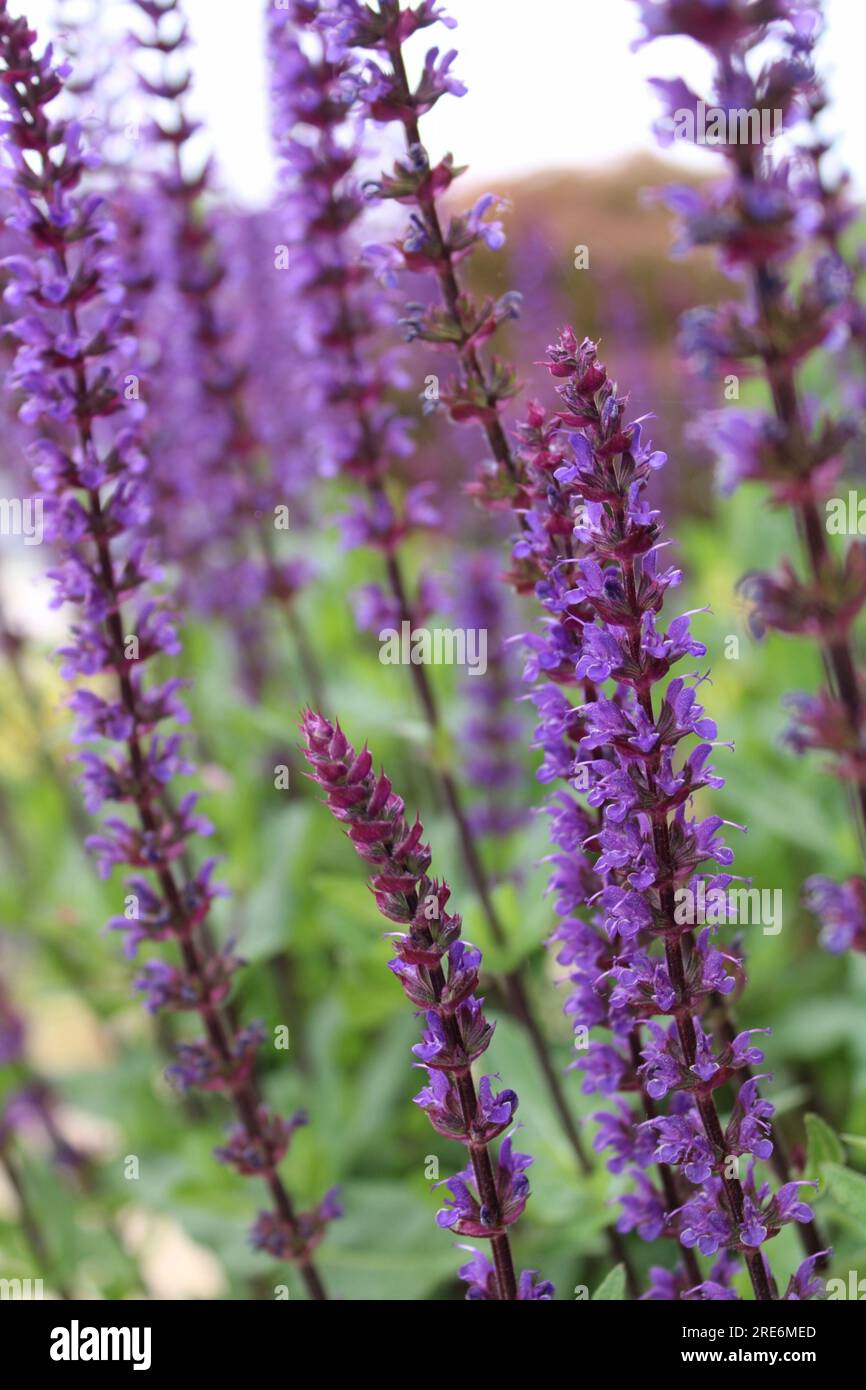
xmin=271 ymin=0 xmax=605 ymax=1222
xmin=637 ymin=0 xmax=866 ymax=950
xmin=301 ymin=708 xmax=553 ymax=1300
xmin=510 ymin=331 xmax=823 ymax=1299
xmin=128 ymin=0 xmax=324 ymax=704
xmin=0 ymin=3 xmax=334 ymax=1298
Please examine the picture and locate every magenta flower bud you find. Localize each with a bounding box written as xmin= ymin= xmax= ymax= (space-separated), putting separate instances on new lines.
xmin=301 ymin=708 xmax=549 ymax=1300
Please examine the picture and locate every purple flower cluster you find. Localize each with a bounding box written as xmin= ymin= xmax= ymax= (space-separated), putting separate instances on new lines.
xmin=276 ymin=2 xmax=609 ymax=1221
xmin=127 ymin=0 xmax=315 ymax=694
xmin=505 ymin=331 xmax=823 ymax=1299
xmin=639 ymin=0 xmax=866 ymax=954
xmin=268 ymin=3 xmax=430 ymax=578
xmin=456 ymin=553 xmax=529 ymax=841
xmin=803 ymin=875 xmax=866 ymax=955
xmin=0 ymin=4 xmax=334 ymax=1298
xmin=2 ymin=0 xmax=856 ymax=1308
xmin=322 ymin=3 xmax=835 ymax=1297
xmin=300 ymin=709 xmax=550 ymax=1301
xmin=325 ymin=0 xmax=522 ymax=497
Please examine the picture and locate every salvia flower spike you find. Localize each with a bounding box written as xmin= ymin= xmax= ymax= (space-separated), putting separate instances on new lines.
xmin=273 ymin=0 xmax=607 ymax=1210
xmin=129 ymin=0 xmax=322 ymax=702
xmin=0 ymin=3 xmax=335 ymax=1298
xmin=321 ymin=0 xmax=522 ymax=499
xmin=638 ymin=0 xmax=866 ymax=954
xmin=510 ymin=331 xmax=826 ymax=1299
xmin=300 ymin=709 xmax=552 ymax=1301
xmin=331 ymin=0 xmax=829 ymax=1288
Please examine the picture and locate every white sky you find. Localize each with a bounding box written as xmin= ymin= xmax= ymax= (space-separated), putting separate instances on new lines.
xmin=10 ymin=0 xmax=866 ymax=202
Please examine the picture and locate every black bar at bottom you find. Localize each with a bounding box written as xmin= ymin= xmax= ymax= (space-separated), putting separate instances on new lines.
xmin=1 ymin=1295 xmax=857 ymax=1376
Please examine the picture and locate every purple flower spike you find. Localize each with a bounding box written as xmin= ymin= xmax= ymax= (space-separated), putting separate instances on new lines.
xmin=638 ymin=0 xmax=866 ymax=956
xmin=0 ymin=4 xmax=333 ymax=1299
xmin=125 ymin=0 xmax=319 ymax=700
xmin=275 ymin=1 xmax=611 ymax=1222
xmin=466 ymin=326 xmax=829 ymax=1298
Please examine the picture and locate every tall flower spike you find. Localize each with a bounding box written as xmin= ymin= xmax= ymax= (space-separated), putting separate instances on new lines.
xmin=320 ymin=0 xmax=522 ymax=505
xmin=0 ymin=4 xmax=335 ymax=1298
xmin=333 ymin=0 xmax=826 ymax=1283
xmin=435 ymin=318 xmax=823 ymax=1291
xmin=638 ymin=0 xmax=866 ymax=953
xmin=270 ymin=0 xmax=613 ymax=1228
xmin=301 ymin=709 xmax=551 ymax=1301
xmin=508 ymin=332 xmax=825 ymax=1299
xmin=127 ymin=0 xmax=322 ymax=702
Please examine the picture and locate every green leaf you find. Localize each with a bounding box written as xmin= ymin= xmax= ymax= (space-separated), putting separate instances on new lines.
xmin=429 ymin=720 xmax=455 ymax=771
xmin=805 ymin=1112 xmax=845 ymax=1191
xmin=593 ymin=1264 xmax=626 ymax=1301
xmin=824 ymin=1163 xmax=866 ymax=1235
xmin=310 ymin=874 xmax=383 ymax=936
xmin=316 ymin=1181 xmax=461 ymax=1301
xmin=464 ymin=881 xmax=542 ymax=974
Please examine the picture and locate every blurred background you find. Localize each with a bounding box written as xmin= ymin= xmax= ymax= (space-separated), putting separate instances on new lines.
xmin=0 ymin=0 xmax=864 ymax=1302
xmin=12 ymin=0 xmax=866 ymax=203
